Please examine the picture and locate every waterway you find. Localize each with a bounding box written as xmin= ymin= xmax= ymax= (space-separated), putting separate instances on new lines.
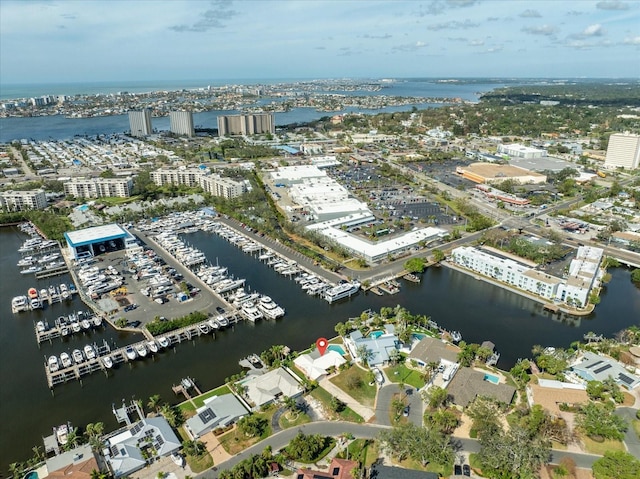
xmin=1 ymin=225 xmax=639 ymax=471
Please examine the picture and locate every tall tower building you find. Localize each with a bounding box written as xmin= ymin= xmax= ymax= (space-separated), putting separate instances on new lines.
xmin=169 ymin=111 xmax=195 ymax=137
xmin=217 ymin=113 xmax=275 ymax=136
xmin=604 ymin=133 xmax=640 ymax=170
xmin=128 ymin=109 xmax=153 ymax=137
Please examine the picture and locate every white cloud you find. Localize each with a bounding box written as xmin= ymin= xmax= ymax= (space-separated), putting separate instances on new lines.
xmin=596 ymin=1 xmax=629 ymax=10
xmin=522 ymin=25 xmax=558 ymax=36
xmin=623 ymin=35 xmax=640 ymax=45
xmin=519 ymin=9 xmax=541 ymax=18
xmin=582 ymin=24 xmax=604 ymax=37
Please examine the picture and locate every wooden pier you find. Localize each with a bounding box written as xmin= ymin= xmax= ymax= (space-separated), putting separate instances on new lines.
xmin=35 ymin=265 xmax=70 ymax=279
xmin=35 ymin=314 xmax=104 ymax=344
xmin=172 ymin=376 xmax=203 ymax=399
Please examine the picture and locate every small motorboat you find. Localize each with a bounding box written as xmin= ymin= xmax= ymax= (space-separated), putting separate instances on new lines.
xmin=60 ymin=325 xmax=70 ymax=336
xmin=125 ymin=346 xmax=137 ymax=360
xmin=48 ymin=355 xmax=59 ymax=372
xmin=81 ymin=319 xmax=92 ymax=330
xmin=147 ymin=341 xmax=159 ymax=354
xmin=135 ymin=343 xmax=148 ymax=358
xmin=181 ymin=377 xmax=194 ymax=389
xmin=198 ymin=323 xmax=210 ymax=334
xmin=60 ymin=352 xmax=72 ymax=368
xmin=83 ymin=344 xmax=96 ymax=360
xmin=72 ymin=349 xmax=84 ymax=363
xmin=36 ymin=321 xmax=46 ymax=332
xmin=102 ymin=355 xmax=114 ymax=369
xmin=158 ymin=336 xmax=170 ymax=348
xmin=92 ymin=316 xmax=103 ymax=327
xmin=71 ymin=321 xmax=81 ymax=333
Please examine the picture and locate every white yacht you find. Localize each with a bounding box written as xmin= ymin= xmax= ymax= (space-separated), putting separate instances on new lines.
xmin=48 ymin=355 xmax=59 ymax=373
xmin=12 ymin=295 xmax=28 ymax=313
xmin=125 ymin=345 xmax=138 ymax=360
xmin=135 ymin=343 xmax=148 ymax=358
xmin=83 ymin=344 xmax=96 ymax=360
xmin=102 ymin=355 xmax=114 ymax=369
xmin=72 ymin=349 xmax=84 ymax=363
xmin=158 ymin=336 xmax=170 ymax=348
xmin=241 ymin=302 xmax=263 ymax=322
xmin=60 ymin=352 xmax=72 ymax=369
xmin=258 ymin=296 xmax=285 ymax=319
xmin=147 ymin=341 xmax=159 ymax=354
xmin=323 ymin=281 xmax=361 ymax=303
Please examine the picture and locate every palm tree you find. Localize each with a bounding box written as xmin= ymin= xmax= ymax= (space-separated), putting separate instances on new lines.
xmin=147 ymin=394 xmax=162 ymax=413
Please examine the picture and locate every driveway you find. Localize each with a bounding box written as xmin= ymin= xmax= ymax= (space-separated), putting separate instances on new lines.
xmin=616 ymin=407 xmax=640 ymax=458
xmin=376 ymin=383 xmax=422 ymax=427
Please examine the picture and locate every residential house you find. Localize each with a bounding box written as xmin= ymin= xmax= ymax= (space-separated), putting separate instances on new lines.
xmin=184 ymin=393 xmax=248 ymax=439
xmin=43 ymin=445 xmax=99 ymax=479
xmin=296 ymin=457 xmax=358 ymax=479
xmin=240 ymin=367 xmax=303 ymax=409
xmin=344 ymin=327 xmax=399 ymax=367
xmin=446 ymin=367 xmax=516 ymax=407
xmin=294 ymin=349 xmax=347 ymax=381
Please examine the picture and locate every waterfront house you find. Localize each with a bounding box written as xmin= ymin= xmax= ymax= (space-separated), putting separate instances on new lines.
xmin=446 ymin=367 xmax=516 ymax=407
xmin=240 ymin=367 xmax=303 ymax=409
xmin=526 ymin=379 xmax=589 ymax=416
xmin=294 ymin=349 xmax=347 ymax=381
xmin=570 ymin=351 xmax=640 ymax=389
xmin=408 ymin=337 xmax=459 ymax=368
xmin=103 ymin=417 xmax=181 ymax=478
xmin=184 ymin=393 xmax=248 ymax=439
xmin=344 ymin=328 xmax=399 ymax=367
xmin=43 ymin=444 xmax=99 ymax=479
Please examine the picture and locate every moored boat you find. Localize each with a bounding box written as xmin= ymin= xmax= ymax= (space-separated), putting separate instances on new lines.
xmin=135 ymin=343 xmax=148 ymax=358
xmin=147 ymin=341 xmax=159 ymax=354
xmin=102 ymin=355 xmax=114 ymax=368
xmin=83 ymin=344 xmax=96 ymax=360
xmin=125 ymin=345 xmax=137 ymax=360
xmin=48 ymin=355 xmax=59 ymax=372
xmin=60 ymin=352 xmax=72 ymax=368
xmin=158 ymin=336 xmax=170 ymax=348
xmin=72 ymin=349 xmax=84 ymax=363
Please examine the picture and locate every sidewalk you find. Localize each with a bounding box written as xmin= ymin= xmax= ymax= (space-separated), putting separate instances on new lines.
xmin=319 ymin=377 xmax=376 ymax=422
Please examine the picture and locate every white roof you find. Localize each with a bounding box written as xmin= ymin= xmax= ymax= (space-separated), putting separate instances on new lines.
xmin=242 ymin=368 xmax=303 ymax=407
xmin=271 ymin=165 xmax=326 ymax=182
xmin=294 ymin=350 xmax=346 ymax=381
xmin=65 ymin=223 xmax=127 ymax=246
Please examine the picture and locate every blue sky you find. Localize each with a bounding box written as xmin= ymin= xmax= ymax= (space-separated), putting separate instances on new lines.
xmin=1 ymin=0 xmax=639 ymax=83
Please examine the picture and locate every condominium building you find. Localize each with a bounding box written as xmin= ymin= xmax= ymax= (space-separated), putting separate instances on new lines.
xmin=0 ymin=189 xmax=47 ymax=211
xmin=217 ymin=113 xmax=275 ymax=136
xmin=128 ymin=109 xmax=153 ymax=137
xmin=604 ymin=132 xmax=640 ymax=170
xmin=151 ymin=167 xmax=247 ymax=199
xmin=451 ymin=245 xmax=603 ymax=308
xmin=63 ymin=177 xmax=134 ymax=198
xmin=497 ymin=143 xmax=547 ymax=159
xmin=169 ymin=111 xmax=195 ymax=137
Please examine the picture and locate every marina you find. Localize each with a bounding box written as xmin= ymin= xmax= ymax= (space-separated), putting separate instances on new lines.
xmin=12 ymin=282 xmax=78 ymax=313
xmin=34 ymin=310 xmax=103 ymax=344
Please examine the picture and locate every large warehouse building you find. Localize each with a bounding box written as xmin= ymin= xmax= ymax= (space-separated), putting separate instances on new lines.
xmin=456 ymin=163 xmax=547 ymax=185
xmin=64 ymin=223 xmax=136 ymax=259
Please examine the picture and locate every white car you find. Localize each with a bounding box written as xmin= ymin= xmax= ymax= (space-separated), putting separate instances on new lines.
xmin=372 ymin=367 xmax=384 ymax=385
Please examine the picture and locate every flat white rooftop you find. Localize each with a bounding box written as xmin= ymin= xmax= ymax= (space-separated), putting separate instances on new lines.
xmin=65 ymin=223 xmax=128 ymax=247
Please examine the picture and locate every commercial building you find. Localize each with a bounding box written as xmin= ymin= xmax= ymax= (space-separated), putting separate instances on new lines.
xmin=456 ymin=163 xmax=547 ymax=185
xmin=217 ymin=113 xmax=275 ymax=136
xmin=450 ymin=245 xmax=604 ymax=308
xmin=169 ymin=110 xmax=195 ymax=137
xmin=0 ymin=189 xmax=47 ymax=211
xmin=63 ymin=177 xmax=134 ymax=199
xmin=128 ymin=109 xmax=153 ymax=137
xmin=64 ymin=223 xmax=136 ymax=259
xmin=151 ymin=167 xmax=248 ymax=199
xmin=497 ymin=143 xmax=547 ymax=159
xmin=604 ymin=132 xmax=640 ymax=170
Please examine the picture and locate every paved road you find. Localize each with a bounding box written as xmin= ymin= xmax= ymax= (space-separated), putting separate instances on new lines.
xmin=194 ymin=421 xmax=601 ymax=478
xmin=616 ymin=407 xmax=640 ymax=459
xmin=375 ymin=383 xmax=423 ymax=427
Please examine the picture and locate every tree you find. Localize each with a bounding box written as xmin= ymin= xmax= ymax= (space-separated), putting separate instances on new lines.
xmin=509 ymin=359 xmax=531 ymax=389
xmin=404 ymin=257 xmax=427 ymax=273
xmin=378 ymin=423 xmax=454 ymax=467
xmin=182 ymin=439 xmax=206 ymax=457
xmin=428 ymin=409 xmax=459 ymax=434
xmin=355 ymin=345 xmax=374 ymax=366
xmin=466 ymin=396 xmax=503 ymax=438
xmin=631 ymin=268 xmax=640 ymax=284
xmin=147 ymin=394 xmax=162 ymax=413
xmin=330 ymin=395 xmax=346 ymax=413
xmin=424 ymin=386 xmax=448 ymax=409
xmin=238 ymin=414 xmax=268 ymax=437
xmin=478 ymin=425 xmax=551 ymax=479
xmin=285 ymin=431 xmax=330 ymax=462
xmin=576 ymin=402 xmax=627 ymax=440
xmin=432 ymin=249 xmax=445 ymax=262
xmin=592 ymin=451 xmax=640 ymax=479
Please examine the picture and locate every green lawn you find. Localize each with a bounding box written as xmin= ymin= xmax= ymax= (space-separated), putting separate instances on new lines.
xmin=383 ymin=363 xmax=426 ymax=389
xmin=193 ymin=385 xmax=232 ymax=408
xmin=329 ymin=366 xmax=377 ymax=407
xmin=187 ymin=451 xmax=214 ymax=473
xmin=582 ymin=436 xmax=626 ymax=455
xmin=279 ymin=411 xmax=312 ymax=429
xmin=310 ymin=387 xmax=364 ymax=423
xmin=178 ymin=401 xmax=196 ymax=415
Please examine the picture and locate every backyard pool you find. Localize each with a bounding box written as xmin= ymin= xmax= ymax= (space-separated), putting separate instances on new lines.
xmin=370 ymin=331 xmax=384 ymax=339
xmin=24 ymin=472 xmax=38 ymax=479
xmin=328 ymin=344 xmax=346 ymax=355
xmin=484 ymin=373 xmax=500 ymax=384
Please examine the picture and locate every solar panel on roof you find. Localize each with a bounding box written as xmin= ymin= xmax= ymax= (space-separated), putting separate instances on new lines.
xmin=130 ymin=423 xmax=142 ymax=435
xmin=156 ymin=435 xmax=164 ymax=446
xmin=198 ymin=408 xmax=216 ymax=423
xmin=110 ymin=445 xmax=119 ymax=456
xmin=619 ymin=373 xmax=634 ymax=385
xmin=594 ymin=364 xmax=612 ymax=374
xmin=587 ymin=360 xmax=603 ymax=369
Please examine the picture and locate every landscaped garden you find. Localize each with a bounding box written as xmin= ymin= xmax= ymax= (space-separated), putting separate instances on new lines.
xmin=329 ymin=365 xmax=377 ymax=407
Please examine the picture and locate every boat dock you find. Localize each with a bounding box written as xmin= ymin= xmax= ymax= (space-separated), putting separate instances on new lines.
xmin=44 ymin=314 xmax=240 ymax=388
xmin=35 ymin=265 xmax=70 ymax=279
xmin=172 ymin=376 xmax=203 ymax=399
xmin=34 ymin=313 xmax=104 ymax=344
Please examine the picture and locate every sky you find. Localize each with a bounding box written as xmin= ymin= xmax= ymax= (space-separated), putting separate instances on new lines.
xmin=1 ymin=0 xmax=639 ymax=84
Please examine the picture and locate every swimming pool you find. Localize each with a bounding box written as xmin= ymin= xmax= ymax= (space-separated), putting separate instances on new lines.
xmin=484 ymin=373 xmax=500 ymax=384
xmin=328 ymin=344 xmax=346 ymax=355
xmin=24 ymin=471 xmax=38 ymax=479
xmin=77 ymin=204 xmax=89 ymax=212
xmin=370 ymin=331 xmax=384 ymax=339
xmin=412 ymin=333 xmax=427 ymax=340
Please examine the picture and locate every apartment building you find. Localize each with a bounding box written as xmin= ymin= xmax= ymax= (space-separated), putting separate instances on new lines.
xmin=451 ymin=245 xmax=603 ymax=307
xmin=128 ymin=109 xmax=153 ymax=137
xmin=151 ymin=168 xmax=203 ymax=188
xmin=217 ymin=113 xmax=275 ymax=136
xmin=169 ymin=111 xmax=195 ymax=137
xmin=63 ymin=177 xmax=134 ymax=199
xmin=604 ymin=132 xmax=640 ymax=170
xmin=151 ymin=167 xmax=247 ymax=199
xmin=0 ymin=189 xmax=47 ymax=211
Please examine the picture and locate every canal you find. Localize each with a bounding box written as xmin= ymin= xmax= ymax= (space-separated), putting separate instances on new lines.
xmin=1 ymin=226 xmax=639 ymax=471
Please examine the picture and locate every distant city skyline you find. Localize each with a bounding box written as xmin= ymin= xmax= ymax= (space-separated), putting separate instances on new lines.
xmin=1 ymin=0 xmax=639 ymax=84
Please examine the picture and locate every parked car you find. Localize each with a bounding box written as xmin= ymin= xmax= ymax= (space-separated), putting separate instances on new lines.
xmin=372 ymin=367 xmax=384 ymax=385
xmin=463 ymin=464 xmax=471 ymax=476
xmin=129 ymin=321 xmax=141 ymax=328
xmin=454 ymin=465 xmax=462 ymax=476
xmin=402 ymin=405 xmax=410 ymax=417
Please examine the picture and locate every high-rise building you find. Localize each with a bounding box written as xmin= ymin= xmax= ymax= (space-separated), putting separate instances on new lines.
xmin=217 ymin=113 xmax=275 ymax=136
xmin=169 ymin=111 xmax=195 ymax=137
xmin=63 ymin=177 xmax=134 ymax=199
xmin=604 ymin=133 xmax=640 ymax=170
xmin=128 ymin=109 xmax=153 ymax=137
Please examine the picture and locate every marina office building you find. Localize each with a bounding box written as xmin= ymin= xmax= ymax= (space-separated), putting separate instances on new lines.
xmin=169 ymin=110 xmax=195 ymax=137
xmin=63 ymin=177 xmax=134 ymax=199
xmin=451 ymin=245 xmax=604 ymax=307
xmin=128 ymin=109 xmax=153 ymax=137
xmin=0 ymin=189 xmax=47 ymax=211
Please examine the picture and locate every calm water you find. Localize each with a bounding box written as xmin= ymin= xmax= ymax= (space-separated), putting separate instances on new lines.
xmin=1 ymin=226 xmax=639 ymax=471
xmin=0 ymin=79 xmax=507 ymax=142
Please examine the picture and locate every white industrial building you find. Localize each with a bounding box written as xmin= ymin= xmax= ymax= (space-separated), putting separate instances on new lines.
xmin=450 ymin=245 xmax=603 ymax=308
xmin=0 ymin=189 xmax=47 ymax=211
xmin=63 ymin=177 xmax=134 ymax=199
xmin=270 ymin=165 xmax=327 ymax=185
xmin=498 ymin=143 xmax=547 ymax=159
xmin=604 ymin=132 xmax=640 ymax=170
